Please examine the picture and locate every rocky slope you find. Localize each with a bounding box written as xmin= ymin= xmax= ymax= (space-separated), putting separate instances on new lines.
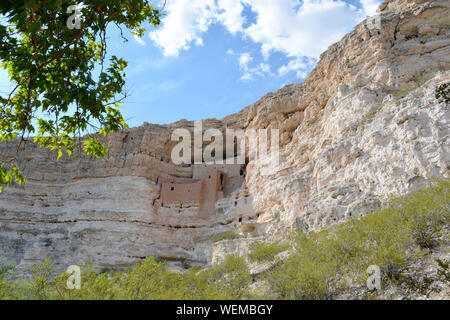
xmin=0 ymin=0 xmax=449 ymax=277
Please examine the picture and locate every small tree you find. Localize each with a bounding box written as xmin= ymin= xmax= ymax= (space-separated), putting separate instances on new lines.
xmin=0 ymin=0 xmax=162 ymax=191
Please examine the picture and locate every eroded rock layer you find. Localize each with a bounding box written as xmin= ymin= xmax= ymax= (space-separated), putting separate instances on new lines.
xmin=0 ymin=0 xmax=449 ymax=276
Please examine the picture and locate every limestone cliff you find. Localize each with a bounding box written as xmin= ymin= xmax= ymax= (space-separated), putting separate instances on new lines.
xmin=0 ymin=0 xmax=449 ymax=276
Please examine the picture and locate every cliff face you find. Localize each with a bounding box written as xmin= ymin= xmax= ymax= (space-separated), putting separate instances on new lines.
xmin=225 ymin=0 xmax=450 ymax=238
xmin=1 ymin=0 xmax=449 ymax=276
xmin=0 ymin=121 xmax=252 ymax=275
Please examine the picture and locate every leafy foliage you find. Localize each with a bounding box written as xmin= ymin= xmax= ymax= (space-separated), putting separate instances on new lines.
xmin=266 ymin=179 xmax=449 ymax=299
xmin=29 ymin=257 xmax=54 ymax=299
xmin=0 ymin=255 xmax=253 ymax=300
xmin=248 ymin=241 xmax=289 ymax=263
xmin=0 ymin=0 xmax=162 ymax=190
xmin=0 ymin=180 xmax=448 ymax=300
xmin=0 ymin=259 xmax=14 ymax=279
xmin=0 ymin=163 xmax=26 ymax=192
xmin=268 ymin=231 xmax=345 ymax=299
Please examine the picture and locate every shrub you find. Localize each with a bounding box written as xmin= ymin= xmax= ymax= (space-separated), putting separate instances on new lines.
xmin=0 ymin=259 xmax=19 ymax=300
xmin=410 ymin=210 xmax=444 ymax=249
xmin=0 ymin=259 xmax=14 ymax=279
xmin=0 ymin=278 xmax=20 ymax=300
xmin=28 ymin=257 xmax=54 ymax=300
xmin=116 ymin=258 xmax=184 ymax=300
xmin=393 ymin=179 xmax=449 ymax=249
xmin=268 ymin=232 xmax=344 ymax=300
xmin=52 ymin=265 xmax=120 ymax=300
xmin=0 ymin=180 xmax=448 ymax=300
xmin=207 ymin=255 xmax=252 ymax=299
xmin=21 ymin=255 xmax=253 ymax=300
xmin=436 ymin=259 xmax=450 ymax=283
xmin=50 ymin=258 xmax=185 ymax=300
xmin=248 ymin=241 xmax=289 ymax=263
xmin=265 ymin=179 xmax=449 ymax=299
xmin=181 ymin=255 xmax=252 ymax=299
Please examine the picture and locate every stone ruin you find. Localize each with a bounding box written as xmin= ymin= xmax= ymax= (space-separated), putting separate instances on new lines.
xmin=158 ymin=157 xmax=249 ymax=217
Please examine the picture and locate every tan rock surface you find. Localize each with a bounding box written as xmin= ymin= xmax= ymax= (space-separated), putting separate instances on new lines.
xmin=0 ymin=0 xmax=449 ymax=275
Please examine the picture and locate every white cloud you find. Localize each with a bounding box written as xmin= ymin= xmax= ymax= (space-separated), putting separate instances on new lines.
xmin=238 ymin=52 xmax=273 ymax=81
xmin=243 ymin=0 xmax=365 ymax=59
xmin=149 ymin=0 xmax=217 ymax=57
xmin=278 ymin=58 xmax=306 ymax=77
xmin=133 ymin=34 xmax=146 ymax=46
xmin=227 ymin=48 xmax=235 ymax=55
xmin=360 ymin=0 xmax=382 ymax=16
xmin=238 ymin=52 xmax=253 ymax=68
xmin=278 ymin=57 xmax=316 ymax=79
xmin=217 ymin=0 xmax=246 ymax=34
xmin=149 ymin=0 xmax=383 ymax=77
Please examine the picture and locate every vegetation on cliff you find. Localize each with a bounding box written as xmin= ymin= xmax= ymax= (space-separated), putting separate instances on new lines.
xmin=1 ymin=179 xmax=448 ymax=300
xmin=267 ymin=179 xmax=449 ymax=299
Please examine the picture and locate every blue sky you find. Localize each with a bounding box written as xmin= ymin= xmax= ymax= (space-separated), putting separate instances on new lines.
xmin=0 ymin=0 xmax=383 ymax=127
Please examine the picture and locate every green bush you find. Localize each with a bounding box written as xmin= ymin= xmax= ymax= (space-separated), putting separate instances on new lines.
xmin=410 ymin=210 xmax=444 ymax=249
xmin=0 ymin=259 xmax=14 ymax=279
xmin=50 ymin=258 xmax=186 ymax=300
xmin=0 ymin=260 xmax=19 ymax=300
xmin=0 ymin=278 xmax=21 ymax=300
xmin=52 ymin=265 xmax=120 ymax=300
xmin=28 ymin=257 xmax=54 ymax=300
xmin=266 ymin=179 xmax=449 ymax=299
xmin=0 ymin=255 xmax=253 ymax=300
xmin=116 ymin=259 xmax=184 ymax=300
xmin=248 ymin=241 xmax=289 ymax=263
xmin=393 ymin=179 xmax=449 ymax=249
xmin=268 ymin=232 xmax=344 ymax=299
xmin=0 ymin=180 xmax=448 ymax=300
xmin=184 ymin=255 xmax=252 ymax=300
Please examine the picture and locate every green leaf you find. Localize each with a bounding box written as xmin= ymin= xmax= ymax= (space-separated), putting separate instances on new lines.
xmin=0 ymin=0 xmax=162 ymax=189
xmin=29 ymin=21 xmax=41 ymax=33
